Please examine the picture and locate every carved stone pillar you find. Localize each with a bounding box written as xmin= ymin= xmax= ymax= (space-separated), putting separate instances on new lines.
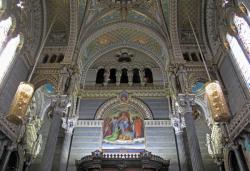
xmin=104 ymin=70 xmax=110 ymax=86
xmin=128 ymin=69 xmax=133 ymax=86
xmin=171 ymin=116 xmax=189 ymax=171
xmin=139 ymin=69 xmax=145 ymax=86
xmin=0 ymin=144 xmax=15 ymax=171
xmin=40 ymin=95 xmax=69 ymax=171
xmin=59 ymin=117 xmax=77 ymax=171
xmin=232 ymin=145 xmax=248 ymax=171
xmin=116 ymin=70 xmax=121 ymax=86
xmin=178 ymin=94 xmax=204 ymax=171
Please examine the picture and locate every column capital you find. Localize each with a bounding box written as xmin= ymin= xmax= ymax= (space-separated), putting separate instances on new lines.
xmin=62 ymin=117 xmax=77 ymax=134
xmin=178 ymin=93 xmax=195 ymax=107
xmin=171 ymin=117 xmax=185 ymax=134
xmin=50 ymin=95 xmax=70 ymax=117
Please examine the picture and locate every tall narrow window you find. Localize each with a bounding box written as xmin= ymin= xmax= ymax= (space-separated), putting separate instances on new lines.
xmin=234 ymin=15 xmax=250 ymax=59
xmin=0 ymin=34 xmax=20 ymax=82
xmin=0 ymin=17 xmax=12 ymax=50
xmin=226 ymin=34 xmax=250 ymax=88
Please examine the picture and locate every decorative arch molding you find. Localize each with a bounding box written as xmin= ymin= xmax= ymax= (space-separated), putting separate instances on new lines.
xmin=31 ymin=75 xmax=58 ymax=90
xmin=81 ymin=22 xmax=167 ymax=51
xmin=195 ymin=94 xmax=213 ymax=126
xmin=95 ymin=97 xmax=153 ymax=120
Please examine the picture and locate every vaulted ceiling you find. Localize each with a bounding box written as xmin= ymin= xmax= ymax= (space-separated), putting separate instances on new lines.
xmin=41 ymin=0 xmax=214 ymax=70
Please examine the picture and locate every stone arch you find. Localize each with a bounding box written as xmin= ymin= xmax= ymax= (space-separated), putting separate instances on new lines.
xmin=95 ymin=97 xmax=153 ymax=120
xmin=31 ymin=75 xmax=58 ymax=90
xmin=80 ymin=22 xmax=168 ymax=54
xmin=195 ymin=95 xmax=213 ymax=126
xmin=81 ymin=45 xmax=167 ymax=87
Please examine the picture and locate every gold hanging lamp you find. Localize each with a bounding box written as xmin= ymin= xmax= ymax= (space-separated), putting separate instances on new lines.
xmin=188 ymin=17 xmax=230 ymax=122
xmin=6 ymin=14 xmax=57 ymax=125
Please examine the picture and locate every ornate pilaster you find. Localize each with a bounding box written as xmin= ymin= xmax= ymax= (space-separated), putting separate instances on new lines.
xmin=40 ymin=95 xmax=69 ymax=171
xmin=60 ymin=117 xmax=77 ymax=171
xmin=171 ymin=116 xmax=189 ymax=171
xmin=178 ymin=93 xmax=204 ymax=171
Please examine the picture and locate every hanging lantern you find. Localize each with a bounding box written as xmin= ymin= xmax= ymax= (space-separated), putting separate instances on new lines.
xmin=205 ymin=80 xmax=230 ymax=122
xmin=6 ymin=82 xmax=34 ymax=125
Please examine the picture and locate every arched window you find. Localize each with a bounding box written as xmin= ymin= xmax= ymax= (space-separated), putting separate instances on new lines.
xmin=233 ymin=15 xmax=250 ymax=59
xmin=96 ymin=69 xmax=105 ymax=84
xmin=0 ymin=34 xmax=20 ymax=83
xmin=50 ymin=54 xmax=57 ymax=63
xmin=132 ymin=68 xmax=140 ymax=83
xmin=120 ymin=68 xmax=128 ymax=83
xmin=109 ymin=68 xmax=116 ymax=84
xmin=42 ymin=54 xmax=49 ymax=63
xmin=0 ymin=17 xmax=12 ymax=50
xmin=226 ymin=34 xmax=250 ymax=88
xmin=144 ymin=68 xmax=153 ymax=83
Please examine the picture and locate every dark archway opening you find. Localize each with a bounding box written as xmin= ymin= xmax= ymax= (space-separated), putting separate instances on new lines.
xmin=229 ymin=151 xmax=240 ymax=171
xmin=6 ymin=151 xmax=19 ymax=171
xmin=57 ymin=54 xmax=64 ymax=63
xmin=120 ymin=68 xmax=128 ymax=83
xmin=144 ymin=68 xmax=153 ymax=83
xmin=191 ymin=53 xmax=198 ymax=61
xmin=133 ymin=68 xmax=140 ymax=83
xmin=50 ymin=54 xmax=57 ymax=63
xmin=183 ymin=52 xmax=190 ymax=61
xmin=109 ymin=69 xmax=116 ymax=84
xmin=96 ymin=69 xmax=105 ymax=84
xmin=42 ymin=54 xmax=49 ymax=63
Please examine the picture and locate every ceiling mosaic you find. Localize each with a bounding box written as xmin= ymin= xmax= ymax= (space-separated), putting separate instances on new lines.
xmin=85 ymin=27 xmax=163 ymax=62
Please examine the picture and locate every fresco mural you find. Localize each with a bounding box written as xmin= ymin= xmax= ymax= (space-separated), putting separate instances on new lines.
xmin=102 ymin=104 xmax=145 ymax=151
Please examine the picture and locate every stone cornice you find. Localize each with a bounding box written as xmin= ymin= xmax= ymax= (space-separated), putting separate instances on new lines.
xmin=79 ymin=85 xmax=170 ymax=98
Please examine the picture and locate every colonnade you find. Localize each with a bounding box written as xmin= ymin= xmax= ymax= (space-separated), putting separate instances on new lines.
xmin=96 ymin=68 xmax=153 ymax=86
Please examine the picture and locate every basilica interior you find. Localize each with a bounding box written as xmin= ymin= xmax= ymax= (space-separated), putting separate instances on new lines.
xmin=0 ymin=0 xmax=250 ymax=171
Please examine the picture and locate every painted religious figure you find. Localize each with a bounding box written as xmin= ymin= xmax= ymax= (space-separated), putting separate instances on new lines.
xmin=102 ymin=104 xmax=145 ymax=151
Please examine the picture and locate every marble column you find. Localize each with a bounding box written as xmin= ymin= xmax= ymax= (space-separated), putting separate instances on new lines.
xmin=172 ymin=117 xmax=189 ymax=171
xmin=139 ymin=69 xmax=145 ymax=86
xmin=104 ymin=70 xmax=110 ymax=86
xmin=40 ymin=95 xmax=68 ymax=171
xmin=59 ymin=117 xmax=77 ymax=171
xmin=0 ymin=145 xmax=15 ymax=171
xmin=178 ymin=94 xmax=204 ymax=171
xmin=116 ymin=70 xmax=121 ymax=86
xmin=128 ymin=69 xmax=133 ymax=86
xmin=232 ymin=145 xmax=248 ymax=171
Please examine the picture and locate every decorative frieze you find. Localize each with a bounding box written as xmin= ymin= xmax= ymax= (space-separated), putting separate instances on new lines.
xmin=75 ymin=119 xmax=171 ymax=128
xmin=79 ymin=85 xmax=169 ymax=98
xmin=76 ymin=120 xmax=103 ymax=128
xmin=144 ymin=120 xmax=171 ymax=127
